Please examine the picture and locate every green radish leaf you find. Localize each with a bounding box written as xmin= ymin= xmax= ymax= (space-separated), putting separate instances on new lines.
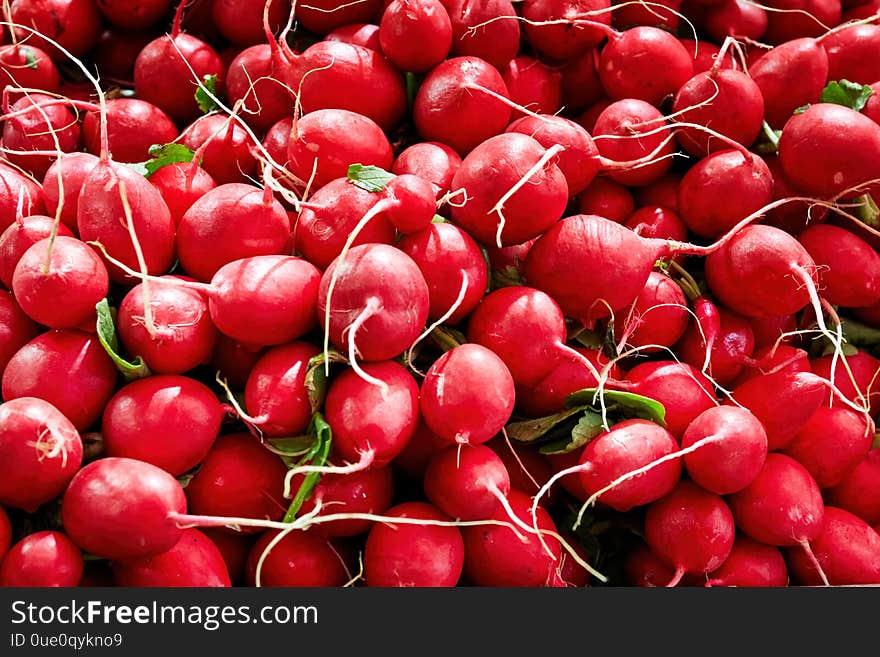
xmin=95 ymin=299 xmax=151 ymax=381
xmin=431 ymin=214 xmax=447 ymax=224
xmin=304 ymin=348 xmax=349 ymax=414
xmin=492 ymin=265 xmax=525 ymax=289
xmin=565 ymin=388 xmax=666 ymax=426
xmin=856 ymin=193 xmax=880 ymax=228
xmin=143 ymin=143 xmax=196 ymax=177
xmin=24 ymin=48 xmax=39 ymax=70
xmin=283 ymin=413 xmax=333 ymax=522
xmin=124 ymin=161 xmax=150 ymax=176
xmin=820 ymin=80 xmax=874 ymax=112
xmin=793 ymin=104 xmax=810 ymax=115
xmin=269 ymin=434 xmax=321 ymax=457
xmin=347 ymin=163 xmax=395 ymax=192
xmin=195 ymin=74 xmax=219 ymax=114
xmin=405 ymin=71 xmax=420 ymax=108
xmin=506 ymin=406 xmax=585 ymax=443
xmin=538 ymin=410 xmax=605 ymax=454
xmin=428 ymin=324 xmax=466 ymax=352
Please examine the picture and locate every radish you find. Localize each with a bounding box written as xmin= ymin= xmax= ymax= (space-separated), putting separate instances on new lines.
xmin=0 ymin=291 xmax=36 ymax=376
xmin=576 ymin=98 xmax=611 ymax=133
xmin=863 ymin=80 xmax=880 ymax=125
xmin=625 ymin=544 xmax=677 ymax=587
xmin=613 ymin=270 xmax=689 ymax=353
xmin=733 ymin=344 xmax=809 ymax=385
xmin=424 ymin=444 xmax=511 ymax=520
xmin=94 ymin=28 xmax=155 ymax=81
xmin=379 ymin=0 xmax=452 ymax=73
xmin=176 ymin=183 xmax=290 ymax=283
xmin=2 ymin=330 xmax=117 ymax=431
xmin=413 ymin=56 xmax=512 ymax=155
xmin=225 ymin=43 xmax=294 ymax=133
xmin=397 ymin=222 xmax=489 ymax=324
xmin=762 ymin=154 xmax=828 ymax=235
xmin=560 ymin=49 xmax=603 ymax=112
xmin=392 ymin=142 xmax=462 ymax=197
xmin=246 ymin=530 xmax=348 ymax=587
xmin=102 ymin=375 xmax=224 ymax=476
xmin=326 ymin=23 xmax=382 ymax=50
xmin=705 ymin=536 xmax=789 ymax=587
xmin=96 ymin=0 xmax=169 ymax=29
xmin=0 ymin=507 xmax=10 ymax=561
xmin=210 ymin=334 xmax=265 ymax=389
xmin=521 ymin=0 xmax=611 ymax=61
xmin=0 ymin=162 xmax=44 ymax=232
xmin=677 ymin=305 xmax=755 ymax=387
xmin=41 ymin=152 xmax=98 ymax=234
xmin=750 ymin=314 xmax=799 ymax=350
xmin=783 ymin=407 xmax=873 ymax=489
xmin=827 ymin=449 xmax=880 ymax=525
xmin=701 ymin=0 xmax=767 ymax=41
xmin=728 ymin=453 xmax=825 ymax=548
xmin=287 ymin=109 xmax=393 ymax=190
xmin=811 ymin=350 xmax=880 ymax=415
xmin=678 ymin=38 xmax=734 ymax=74
xmin=201 ymin=528 xmax=253 ymax=585
xmin=0 ymin=43 xmax=60 ymax=94
xmin=0 ymin=397 xmax=82 ymax=511
xmin=185 ymin=433 xmax=288 ymax=532
xmin=578 ymin=419 xmax=682 ymax=512
xmin=502 ymin=56 xmax=563 ymax=119
xmin=364 ymin=502 xmax=464 ymax=587
xmin=0 ymin=214 xmax=74 ymax=288
xmin=0 ymin=531 xmax=83 ymax=587
xmin=785 ymin=507 xmax=880 ymax=585
xmin=212 ymin=0 xmax=285 ymax=45
xmin=798 ymin=224 xmax=880 ymax=309
xmin=681 ymin=406 xmax=768 ymax=495
xmin=2 ymin=93 xmax=81 ymax=179
xmin=148 ymin=163 xmax=216 ymax=229
xmin=296 ymin=0 xmax=383 ymax=34
xmin=485 ymin=239 xmax=535 ymax=281
xmin=113 ymin=528 xmax=230 ymax=587
xmin=763 ymin=0 xmax=841 ymax=45
xmin=446 ymin=0 xmax=520 ymax=69
xmin=243 ymin=342 xmax=316 ymax=438
xmin=645 ymin=481 xmax=736 ymax=587
xmin=62 ymin=457 xmax=186 ymax=560
xmin=394 ymin=422 xmax=448 ymax=481
xmin=487 ymin=436 xmax=557 ymax=500
xmin=12 ymin=236 xmax=108 ymax=329
xmin=822 ymin=23 xmax=880 ymax=85
xmin=579 ymin=178 xmax=635 ymax=222
xmin=8 ymin=0 xmax=102 ymax=60
xmin=82 ymin=99 xmax=179 ymax=163
xmin=179 ymin=114 xmax=257 ymax=186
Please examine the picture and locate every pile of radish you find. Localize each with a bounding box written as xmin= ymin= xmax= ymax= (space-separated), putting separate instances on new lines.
xmin=2 ymin=0 xmax=880 ymax=589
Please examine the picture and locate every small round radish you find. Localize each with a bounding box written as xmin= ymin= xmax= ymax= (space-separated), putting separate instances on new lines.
xmin=2 ymin=93 xmax=81 ymax=179
xmin=0 ymin=291 xmax=36 ymax=377
xmin=0 ymin=531 xmax=83 ymax=587
xmin=210 ymin=335 xmax=264 ymax=389
xmin=245 ymin=530 xmax=348 ymax=587
xmin=0 ymin=214 xmax=75 ymax=288
xmin=811 ymin=350 xmax=880 ymax=415
xmin=446 ymin=0 xmax=520 ymax=69
xmin=728 ymin=453 xmax=824 ymax=547
xmin=424 ymin=444 xmax=511 ymax=520
xmin=0 ymin=44 xmax=60 ymax=94
xmin=733 ymin=344 xmax=809 ymax=386
xmin=243 ymin=342 xmax=317 ymax=438
xmin=103 ymin=375 xmax=223 ymax=476
xmin=681 ymin=406 xmax=768 ymax=495
xmin=379 ymin=0 xmax=452 ymax=73
xmin=702 ymin=0 xmax=767 ymax=41
xmin=0 ymin=162 xmax=45 ymax=233
xmin=225 ymin=44 xmax=295 ymax=133
xmin=393 ymin=422 xmax=448 ymax=481
xmin=365 ymin=501 xmax=464 ymax=587
xmin=201 ymin=529 xmax=253 ymax=585
xmin=822 ymin=23 xmax=880 ymax=85
xmin=705 ymin=536 xmax=788 ymax=587
xmin=212 ymin=0 xmax=285 ymax=45
xmin=179 ymin=114 xmax=257 ymax=186
xmin=750 ymin=314 xmax=799 ymax=350
xmin=502 ymin=56 xmax=563 ymax=119
xmin=392 ymin=142 xmax=462 ymax=196
xmin=763 ymin=155 xmax=828 ymax=236
xmin=579 ymin=178 xmax=635 ymax=222
xmin=326 ymin=23 xmax=382 ymax=50
xmin=0 ymin=397 xmax=82 ymax=512
xmin=676 ymin=307 xmax=755 ymax=387
xmin=798 ymin=224 xmax=880 ymax=308
xmin=9 ymin=0 xmax=102 ymax=60
xmin=41 ymin=152 xmax=98 ymax=234
xmin=12 ymin=236 xmax=108 ymax=329
xmin=2 ymin=330 xmax=117 ymax=432
xmin=113 ymin=528 xmax=230 ymax=587
xmin=82 ymin=99 xmax=178 ymax=163
xmin=521 ymin=0 xmax=611 ymax=61
xmin=614 ymin=271 xmax=689 ymax=353
xmin=826 ymin=449 xmax=880 ymax=526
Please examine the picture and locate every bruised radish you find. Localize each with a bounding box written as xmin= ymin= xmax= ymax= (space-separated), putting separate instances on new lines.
xmin=0 ymin=531 xmax=83 ymax=587
xmin=113 ymin=528 xmax=230 ymax=587
xmin=424 ymin=445 xmax=511 ymax=520
xmin=705 ymin=536 xmax=788 ymax=587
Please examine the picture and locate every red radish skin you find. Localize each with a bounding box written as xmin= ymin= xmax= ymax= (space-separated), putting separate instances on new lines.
xmin=2 ymin=330 xmax=117 ymax=432
xmin=201 ymin=529 xmax=253 ymax=585
xmin=365 ymin=502 xmax=464 ymax=587
xmin=379 ymin=0 xmax=452 ymax=73
xmin=180 ymin=114 xmax=257 ymax=186
xmin=9 ymin=0 xmax=102 ymax=60
xmin=750 ymin=314 xmax=799 ymax=350
xmin=41 ymin=153 xmax=99 ymax=234
xmin=763 ymin=154 xmax=828 ymax=235
xmin=485 ymin=239 xmax=534 ymax=280
xmin=785 ymin=507 xmax=880 ymax=585
xmin=393 ymin=422 xmax=448 ymax=481
xmin=486 ymin=437 xmax=556 ymax=500
xmin=243 ymin=342 xmax=317 ymax=438
xmin=645 ymin=482 xmax=736 ymax=586
xmin=706 ymin=536 xmax=789 ymax=587
xmin=0 ymin=214 xmax=74 ymax=288
xmin=0 ymin=531 xmax=83 ymax=587
xmin=392 ymin=142 xmax=462 ymax=196
xmin=2 ymin=93 xmax=81 ymax=179
xmin=82 ymin=99 xmax=178 ymax=163
xmin=0 ymin=397 xmax=82 ymax=512
xmin=733 ymin=344 xmax=809 ymax=386
xmin=424 ymin=445 xmax=511 ymax=520
xmin=113 ymin=528 xmax=230 ymax=587
xmin=94 ymin=29 xmax=155 ymax=80
xmin=225 ymin=44 xmax=294 ymax=133
xmin=326 ymin=23 xmax=382 ymax=50
xmin=702 ymin=0 xmax=767 ymax=41
xmin=560 ymin=49 xmax=604 ymax=112
xmin=678 ymin=39 xmax=733 ymax=74
xmin=579 ymin=178 xmax=635 ymax=223
xmin=0 ymin=163 xmax=45 ymax=233
xmin=822 ymin=24 xmax=880 ymax=85
xmin=798 ymin=224 xmax=880 ymax=309
xmin=578 ymin=419 xmax=682 ymax=512
xmin=677 ymin=307 xmax=755 ymax=387
xmin=728 ymin=453 xmax=825 ymax=547
xmin=502 ymin=56 xmax=563 ymax=119
xmin=827 ymin=450 xmax=880 ymax=525
xmin=185 ymin=434 xmax=288 ymax=533
xmin=212 ymin=0 xmax=285 ymax=45
xmin=862 ymin=81 xmax=880 ymax=125
xmin=811 ymin=350 xmax=880 ymax=415
xmin=614 ymin=271 xmax=689 ymax=353
xmin=12 ymin=236 xmax=108 ymax=329
xmin=102 ymin=376 xmax=223 ymax=476
xmin=246 ymin=530 xmax=348 ymax=587
xmin=96 ymin=0 xmax=170 ymax=30
xmin=210 ymin=335 xmax=264 ymax=390
xmin=0 ymin=291 xmax=37 ymax=376
xmin=446 ymin=0 xmax=520 ymax=69
xmin=763 ymin=0 xmax=840 ymax=44
xmin=296 ymin=0 xmax=383 ymax=34
xmin=681 ymin=406 xmax=768 ymax=495
xmin=625 ymin=544 xmax=677 ymax=587
xmin=521 ymin=0 xmax=611 ymax=61
xmin=0 ymin=507 xmax=11 ymax=561
xmin=0 ymin=44 xmax=60 ymax=94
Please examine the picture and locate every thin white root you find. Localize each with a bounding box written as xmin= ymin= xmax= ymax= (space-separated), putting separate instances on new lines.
xmin=406 ymin=271 xmax=470 ymax=374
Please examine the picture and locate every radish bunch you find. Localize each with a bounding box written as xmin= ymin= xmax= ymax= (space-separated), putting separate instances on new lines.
xmin=1 ymin=0 xmax=880 ymax=589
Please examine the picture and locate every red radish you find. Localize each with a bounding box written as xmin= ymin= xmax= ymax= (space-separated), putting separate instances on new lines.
xmin=261 ymin=117 xmax=293 ymax=171
xmin=827 ymin=449 xmax=880 ymax=525
xmin=287 ymin=109 xmax=393 ymax=191
xmin=62 ymin=457 xmax=186 ymax=560
xmin=176 ymin=183 xmax=290 ymax=282
xmin=41 ymin=152 xmax=98 ymax=234
xmin=750 ymin=314 xmax=799 ymax=350
xmin=201 ymin=529 xmax=253 ymax=585
xmin=763 ymin=0 xmax=840 ymax=44
xmin=117 ymin=276 xmax=217 ymax=375
xmin=398 ymin=222 xmax=489 ymax=324
xmin=681 ymin=406 xmax=768 ymax=495
xmin=626 ymin=207 xmax=688 ymax=257
xmin=0 ymin=530 xmax=83 ymax=587
xmin=811 ymin=350 xmax=880 ymax=415
xmin=733 ymin=344 xmax=809 ymax=385
xmin=393 ymin=422 xmax=448 ymax=481
xmin=317 ymin=243 xmax=430 ymax=363
xmin=94 ymin=29 xmax=155 ymax=80
xmin=598 ymin=26 xmax=694 ymax=107
xmin=96 ymin=0 xmax=170 ymax=29
xmin=579 ymin=178 xmax=635 ymax=222
xmin=243 ymin=341 xmax=317 ymax=438
xmin=326 ymin=23 xmax=382 ymax=50
xmin=413 ymin=56 xmax=512 ymax=155
xmin=212 ymin=0 xmax=285 ymax=45
xmin=672 ymin=68 xmax=764 ymax=156
xmin=179 ymin=114 xmax=257 ymax=186
xmin=557 ymin=542 xmax=592 ymax=587
xmin=210 ymin=335 xmax=264 ymax=389
xmin=799 ymin=224 xmax=880 ymax=308
xmin=12 ymin=236 xmax=108 ymax=329
xmin=450 ymin=132 xmax=568 ymax=246
xmin=0 ymin=291 xmax=36 ymax=376
xmin=677 ymin=306 xmax=755 ymax=387
xmin=577 ymin=98 xmax=612 ymax=134
xmin=645 ymin=481 xmax=736 ymax=586
xmin=614 ymin=271 xmax=689 ymax=353
xmin=2 ymin=93 xmax=81 ymax=179
xmin=296 ymin=41 xmax=406 ymax=132
xmin=502 ymin=56 xmax=563 ymax=119
xmin=0 ymin=44 xmax=60 ymax=94
xmin=785 ymin=507 xmax=880 ymax=585
xmin=225 ymin=44 xmax=294 ymax=133
xmin=0 ymin=162 xmax=45 ymax=232
xmin=625 ymin=362 xmax=717 ymax=440
xmin=763 ymin=154 xmax=828 ymax=235
xmin=705 ymin=536 xmax=788 ymax=587
xmin=147 ymin=161 xmax=216 ymax=228
xmin=560 ymin=49 xmax=604 ymax=112
xmin=103 ymin=375 xmax=223 ymax=476
xmin=678 ymin=39 xmax=733 ymax=73
xmin=486 ymin=437 xmax=556 ymax=500
xmin=392 ymin=142 xmax=462 ymax=196
xmin=113 ymin=528 xmax=229 ymax=587
xmin=521 ymin=0 xmax=611 ymax=60
xmin=578 ymin=419 xmax=682 ymax=512
xmin=9 ymin=0 xmax=102 ymax=59
xmin=485 ymin=239 xmax=534 ymax=280
xmin=446 ymin=0 xmax=520 ymax=69
xmin=625 ymin=544 xmax=677 ymax=587
xmin=246 ymin=530 xmax=348 ymax=587
xmin=728 ymin=453 xmax=825 ymax=547
xmin=296 ymin=0 xmax=383 ymax=34
xmin=82 ymin=99 xmax=178 ymax=163
xmin=0 ymin=507 xmax=10 ymax=560
xmin=379 ymin=0 xmax=452 ymax=73
xmin=323 ymin=361 xmax=420 ymax=467
xmin=365 ymin=502 xmax=464 ymax=587
xmin=0 ymin=397 xmax=82 ymax=511
xmin=702 ymin=0 xmax=767 ymax=40
xmin=784 ymin=407 xmax=873 ymax=489
xmin=862 ymin=80 xmax=880 ymax=125
xmin=0 ymin=214 xmax=74 ymax=288
xmin=822 ymin=24 xmax=880 ymax=85
xmin=2 ymin=330 xmax=117 ymax=431
xmin=424 ymin=445 xmax=511 ymax=520
xmin=293 ymin=466 xmax=395 ymax=538
xmin=461 ymin=488 xmax=563 ymax=587
xmin=77 ymin=159 xmax=175 ymax=284
xmin=185 ymin=433 xmax=288 ymax=532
